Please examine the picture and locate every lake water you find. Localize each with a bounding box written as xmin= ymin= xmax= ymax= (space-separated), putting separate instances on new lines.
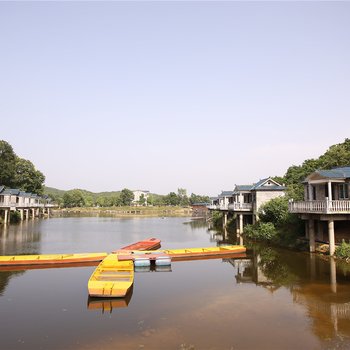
xmin=1 ymin=216 xmax=350 ymax=350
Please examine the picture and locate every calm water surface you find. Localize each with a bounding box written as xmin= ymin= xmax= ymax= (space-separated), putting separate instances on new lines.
xmin=1 ymin=217 xmax=350 ymax=350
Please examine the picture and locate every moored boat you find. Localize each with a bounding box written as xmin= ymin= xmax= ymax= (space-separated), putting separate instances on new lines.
xmin=117 ymin=237 xmax=161 ymax=252
xmin=88 ymin=254 xmax=134 ymax=298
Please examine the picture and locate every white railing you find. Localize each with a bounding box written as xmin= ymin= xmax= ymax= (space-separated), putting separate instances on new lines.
xmin=0 ymin=202 xmax=49 ymax=208
xmin=228 ymin=202 xmax=253 ymax=211
xmin=207 ymin=205 xmax=219 ymax=210
xmin=289 ymin=200 xmax=350 ymax=214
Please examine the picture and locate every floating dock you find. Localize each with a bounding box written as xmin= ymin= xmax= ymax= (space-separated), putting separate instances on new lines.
xmin=0 ymin=238 xmax=161 ymax=267
xmin=115 ymin=245 xmax=246 ymax=262
xmin=88 ymin=254 xmax=134 ymax=298
xmin=0 ymin=252 xmax=108 ymax=267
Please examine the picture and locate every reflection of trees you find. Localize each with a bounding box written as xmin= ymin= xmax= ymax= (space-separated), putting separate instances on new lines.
xmin=257 ymin=246 xmax=298 ymax=288
xmin=184 ymin=219 xmax=209 ymax=230
xmin=0 ymin=271 xmax=24 ymax=296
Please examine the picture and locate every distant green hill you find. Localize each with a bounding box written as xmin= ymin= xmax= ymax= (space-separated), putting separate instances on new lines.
xmin=44 ymin=186 xmax=121 ymax=199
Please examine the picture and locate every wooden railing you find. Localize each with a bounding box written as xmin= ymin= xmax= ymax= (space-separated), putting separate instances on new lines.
xmin=289 ymin=200 xmax=350 ymax=214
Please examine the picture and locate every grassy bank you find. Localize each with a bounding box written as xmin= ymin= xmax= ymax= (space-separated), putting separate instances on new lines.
xmin=53 ymin=206 xmax=192 ymax=217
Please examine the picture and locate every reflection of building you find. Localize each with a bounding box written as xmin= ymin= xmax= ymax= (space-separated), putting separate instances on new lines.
xmin=225 ymin=255 xmax=278 ymax=292
xmin=289 ymin=166 xmax=350 ymax=255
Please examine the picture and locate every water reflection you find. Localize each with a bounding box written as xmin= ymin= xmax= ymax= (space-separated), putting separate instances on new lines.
xmin=2 ymin=217 xmax=350 ymax=348
xmin=87 ymin=287 xmax=134 ymax=314
xmin=0 ymin=221 xmax=41 ymax=255
xmin=222 ymin=240 xmax=350 ymax=345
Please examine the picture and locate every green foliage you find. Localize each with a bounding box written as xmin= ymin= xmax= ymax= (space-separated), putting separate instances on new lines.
xmin=164 ymin=192 xmax=180 ymax=206
xmin=0 ymin=140 xmax=16 ymax=186
xmin=189 ymin=193 xmax=210 ymax=205
xmin=211 ymin=211 xmax=223 ymax=227
xmin=13 ymin=158 xmax=45 ymax=195
xmin=63 ymin=190 xmax=86 ymax=208
xmin=335 ymin=240 xmax=350 ymax=260
xmin=259 ymin=196 xmax=290 ymax=227
xmin=244 ymin=222 xmax=278 ymax=241
xmin=283 ymin=138 xmax=350 ymax=200
xmin=9 ymin=211 xmax=21 ymax=224
xmin=120 ymin=188 xmax=134 ymax=206
xmin=0 ymin=140 xmax=45 ymax=194
xmin=138 ymin=193 xmax=146 ymax=206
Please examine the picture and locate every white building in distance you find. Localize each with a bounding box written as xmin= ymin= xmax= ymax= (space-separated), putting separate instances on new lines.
xmin=132 ymin=190 xmax=150 ymax=206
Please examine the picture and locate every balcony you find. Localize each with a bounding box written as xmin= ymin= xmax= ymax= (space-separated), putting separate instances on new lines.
xmin=228 ymin=202 xmax=253 ymax=212
xmin=0 ymin=202 xmax=51 ymax=208
xmin=289 ymin=200 xmax=350 ymax=214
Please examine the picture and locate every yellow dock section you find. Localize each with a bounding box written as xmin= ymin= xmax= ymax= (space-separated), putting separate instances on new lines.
xmin=116 ymin=245 xmax=246 ymax=261
xmin=0 ymin=252 xmax=108 ymax=266
xmin=88 ymin=254 xmax=134 ymax=298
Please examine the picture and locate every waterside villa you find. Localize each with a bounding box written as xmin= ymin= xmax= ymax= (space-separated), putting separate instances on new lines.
xmin=0 ymin=186 xmax=54 ymax=224
xmin=289 ymin=166 xmax=350 ymax=255
xmin=209 ymin=177 xmax=286 ymax=234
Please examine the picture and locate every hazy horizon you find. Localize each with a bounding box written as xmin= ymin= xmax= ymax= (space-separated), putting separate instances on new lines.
xmin=1 ymin=2 xmax=349 ymax=197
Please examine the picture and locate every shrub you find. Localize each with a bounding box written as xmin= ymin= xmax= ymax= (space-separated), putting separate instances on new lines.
xmin=244 ymin=222 xmax=278 ymax=241
xmin=335 ymin=240 xmax=350 ymax=260
xmin=211 ymin=211 xmax=223 ymax=227
xmin=10 ymin=211 xmax=21 ymax=224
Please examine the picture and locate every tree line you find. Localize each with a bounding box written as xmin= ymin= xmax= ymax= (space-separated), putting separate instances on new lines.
xmin=0 ymin=140 xmax=45 ymax=195
xmin=47 ymin=187 xmax=210 ymax=208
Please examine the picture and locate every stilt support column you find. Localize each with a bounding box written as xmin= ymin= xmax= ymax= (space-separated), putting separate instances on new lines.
xmin=328 ymin=220 xmax=335 ymax=256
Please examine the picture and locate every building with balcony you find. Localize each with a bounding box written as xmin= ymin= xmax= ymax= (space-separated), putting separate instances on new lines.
xmin=289 ymin=166 xmax=350 ymax=255
xmin=209 ymin=177 xmax=286 ymax=233
xmin=0 ymin=186 xmax=54 ymax=224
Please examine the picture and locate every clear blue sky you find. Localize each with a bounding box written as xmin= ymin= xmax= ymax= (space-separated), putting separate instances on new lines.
xmin=1 ymin=1 xmax=349 ymax=196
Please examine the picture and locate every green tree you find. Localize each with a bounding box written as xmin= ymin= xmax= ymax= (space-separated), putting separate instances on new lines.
xmin=284 ymin=138 xmax=350 ymax=200
xmin=258 ymin=196 xmax=290 ymax=227
xmin=138 ymin=193 xmax=146 ymax=206
xmin=189 ymin=193 xmax=210 ymax=204
xmin=164 ymin=192 xmax=180 ymax=206
xmin=13 ymin=158 xmax=45 ymax=195
xmin=0 ymin=140 xmax=16 ymax=186
xmin=120 ymin=188 xmax=134 ymax=206
xmin=63 ymin=190 xmax=85 ymax=208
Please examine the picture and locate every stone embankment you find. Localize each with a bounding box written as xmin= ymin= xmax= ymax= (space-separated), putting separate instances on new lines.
xmin=53 ymin=206 xmax=192 ymax=217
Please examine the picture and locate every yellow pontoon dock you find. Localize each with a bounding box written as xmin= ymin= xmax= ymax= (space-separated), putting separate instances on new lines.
xmin=0 ymin=252 xmax=108 ymax=267
xmin=115 ymin=245 xmax=246 ymax=262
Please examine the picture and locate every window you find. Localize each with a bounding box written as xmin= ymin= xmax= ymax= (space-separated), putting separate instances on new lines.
xmin=339 ymin=184 xmax=349 ymax=199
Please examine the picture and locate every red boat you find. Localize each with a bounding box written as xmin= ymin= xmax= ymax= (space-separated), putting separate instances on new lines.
xmin=116 ymin=238 xmax=161 ymax=252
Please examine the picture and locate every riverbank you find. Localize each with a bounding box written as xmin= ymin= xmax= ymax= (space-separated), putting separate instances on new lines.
xmin=52 ymin=205 xmax=192 ymax=217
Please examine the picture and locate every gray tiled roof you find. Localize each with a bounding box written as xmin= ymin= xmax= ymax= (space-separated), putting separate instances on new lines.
xmin=316 ymin=166 xmax=350 ymax=179
xmin=251 ymin=178 xmax=285 ymax=191
xmin=219 ymin=191 xmax=234 ymax=197
xmin=234 ymin=185 xmax=253 ymax=192
xmin=2 ymin=188 xmax=20 ymax=195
